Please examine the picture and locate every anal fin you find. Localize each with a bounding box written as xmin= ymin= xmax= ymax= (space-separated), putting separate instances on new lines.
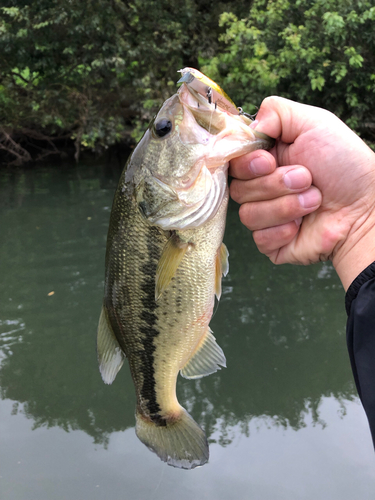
xmin=180 ymin=328 xmax=226 ymax=379
xmin=97 ymin=305 xmax=125 ymax=384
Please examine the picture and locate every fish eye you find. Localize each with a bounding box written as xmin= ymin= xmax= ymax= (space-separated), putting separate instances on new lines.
xmin=154 ymin=119 xmax=172 ymax=138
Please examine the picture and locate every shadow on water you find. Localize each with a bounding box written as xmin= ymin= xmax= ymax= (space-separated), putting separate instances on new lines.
xmin=0 ymin=163 xmax=354 ymax=448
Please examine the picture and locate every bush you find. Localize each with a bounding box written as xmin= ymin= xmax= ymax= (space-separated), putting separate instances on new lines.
xmin=201 ymin=0 xmax=375 ymax=148
xmin=1 ymin=0 xmax=374 ymax=164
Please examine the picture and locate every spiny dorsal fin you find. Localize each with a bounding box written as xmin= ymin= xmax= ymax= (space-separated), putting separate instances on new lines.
xmin=97 ymin=305 xmax=125 ymax=384
xmin=155 ymin=233 xmax=190 ymax=301
xmin=215 ymin=242 xmax=229 ymax=300
xmin=180 ymin=328 xmax=226 ymax=379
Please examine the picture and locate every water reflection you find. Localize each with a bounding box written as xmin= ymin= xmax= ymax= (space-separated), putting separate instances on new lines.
xmin=0 ymin=165 xmax=354 ymax=450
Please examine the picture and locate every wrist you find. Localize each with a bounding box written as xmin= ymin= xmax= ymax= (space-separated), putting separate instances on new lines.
xmin=333 ymin=214 xmax=375 ymax=291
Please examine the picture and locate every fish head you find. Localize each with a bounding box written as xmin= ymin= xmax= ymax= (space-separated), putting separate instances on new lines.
xmin=127 ymin=75 xmax=274 ymax=230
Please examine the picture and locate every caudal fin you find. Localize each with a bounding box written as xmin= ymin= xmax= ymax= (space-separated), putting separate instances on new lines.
xmin=135 ymin=407 xmax=209 ymax=469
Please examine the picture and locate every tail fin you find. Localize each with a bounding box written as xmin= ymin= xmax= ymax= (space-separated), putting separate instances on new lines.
xmin=135 ymin=407 xmax=209 ymax=469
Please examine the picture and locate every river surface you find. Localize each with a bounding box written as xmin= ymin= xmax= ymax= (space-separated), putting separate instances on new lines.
xmin=0 ymin=161 xmax=374 ymax=499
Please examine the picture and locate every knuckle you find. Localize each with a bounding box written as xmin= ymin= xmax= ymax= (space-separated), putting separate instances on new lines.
xmin=229 ymin=180 xmax=241 ymax=202
xmin=279 ymin=195 xmax=302 ymax=220
xmin=257 ymin=169 xmax=288 ymax=199
xmin=238 ymin=202 xmax=254 ymax=229
xmin=278 ymin=221 xmax=298 ymax=240
xmin=253 ymin=221 xmax=299 ymax=255
xmin=253 ymin=229 xmax=269 ymax=252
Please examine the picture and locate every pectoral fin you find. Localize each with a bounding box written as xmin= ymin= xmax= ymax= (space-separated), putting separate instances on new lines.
xmin=155 ymin=233 xmax=190 ymax=301
xmin=215 ymin=242 xmax=229 ymax=300
xmin=220 ymin=242 xmax=229 ymax=276
xmin=180 ymin=328 xmax=226 ymax=379
xmin=97 ymin=305 xmax=125 ymax=384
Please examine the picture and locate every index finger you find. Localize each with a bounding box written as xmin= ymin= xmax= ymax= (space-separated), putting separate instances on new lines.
xmin=229 ymin=150 xmax=276 ymax=180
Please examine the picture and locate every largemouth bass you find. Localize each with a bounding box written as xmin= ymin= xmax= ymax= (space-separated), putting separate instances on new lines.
xmin=97 ymin=68 xmax=274 ymax=469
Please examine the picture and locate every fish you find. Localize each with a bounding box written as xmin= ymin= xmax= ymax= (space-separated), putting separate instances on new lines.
xmin=97 ymin=68 xmax=274 ymax=469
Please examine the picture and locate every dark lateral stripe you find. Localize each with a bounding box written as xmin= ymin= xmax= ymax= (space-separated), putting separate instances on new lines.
xmin=138 ymin=226 xmax=163 ymax=421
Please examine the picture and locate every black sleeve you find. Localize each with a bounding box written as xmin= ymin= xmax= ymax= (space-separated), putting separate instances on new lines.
xmin=345 ymin=262 xmax=375 ymax=447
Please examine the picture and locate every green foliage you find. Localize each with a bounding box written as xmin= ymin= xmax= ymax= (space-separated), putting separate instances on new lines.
xmin=0 ymin=0 xmax=245 ymax=163
xmin=202 ymin=0 xmax=375 ymax=147
xmin=0 ymin=0 xmax=374 ymax=164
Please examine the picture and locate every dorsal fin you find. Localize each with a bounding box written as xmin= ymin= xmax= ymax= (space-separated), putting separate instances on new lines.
xmin=180 ymin=328 xmax=226 ymax=379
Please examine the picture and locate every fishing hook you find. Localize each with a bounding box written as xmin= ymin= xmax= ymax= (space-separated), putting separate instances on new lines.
xmin=206 ymin=87 xmax=212 ymax=104
xmin=238 ymin=107 xmax=258 ymax=121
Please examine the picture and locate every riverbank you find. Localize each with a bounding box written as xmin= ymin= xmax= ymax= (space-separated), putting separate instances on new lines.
xmin=0 ymin=139 xmax=133 ymax=170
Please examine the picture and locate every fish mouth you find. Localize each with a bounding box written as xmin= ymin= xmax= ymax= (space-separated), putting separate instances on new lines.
xmin=178 ymin=84 xmax=275 ymax=155
xmin=178 ymin=75 xmax=275 ymax=152
xmin=135 ymin=76 xmax=274 ymax=231
xmin=178 ymin=67 xmax=239 ymax=115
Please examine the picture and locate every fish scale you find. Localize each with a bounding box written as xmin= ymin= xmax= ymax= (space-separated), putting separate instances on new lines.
xmin=107 ymin=187 xmax=224 ymax=419
xmin=97 ymin=68 xmax=274 ymax=469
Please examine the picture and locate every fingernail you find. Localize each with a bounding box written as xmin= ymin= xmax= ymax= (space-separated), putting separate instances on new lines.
xmin=298 ymin=189 xmax=321 ymax=208
xmin=249 ymin=156 xmax=272 ymax=176
xmin=250 ymin=119 xmax=259 ymax=129
xmin=294 ymin=217 xmax=303 ymax=227
xmin=283 ymin=168 xmax=309 ymax=190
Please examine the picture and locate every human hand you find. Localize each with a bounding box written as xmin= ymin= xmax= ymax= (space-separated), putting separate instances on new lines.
xmin=230 ymin=97 xmax=375 ymax=289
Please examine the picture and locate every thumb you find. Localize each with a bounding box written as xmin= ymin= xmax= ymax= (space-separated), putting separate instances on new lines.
xmin=254 ymin=96 xmax=322 ymax=144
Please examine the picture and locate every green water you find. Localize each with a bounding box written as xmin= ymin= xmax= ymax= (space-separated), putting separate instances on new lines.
xmin=0 ymin=163 xmax=374 ymax=500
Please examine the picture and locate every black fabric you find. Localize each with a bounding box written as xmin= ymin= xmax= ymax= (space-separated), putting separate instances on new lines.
xmin=345 ymin=262 xmax=375 ymax=447
xmin=345 ymin=261 xmax=375 ymax=315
